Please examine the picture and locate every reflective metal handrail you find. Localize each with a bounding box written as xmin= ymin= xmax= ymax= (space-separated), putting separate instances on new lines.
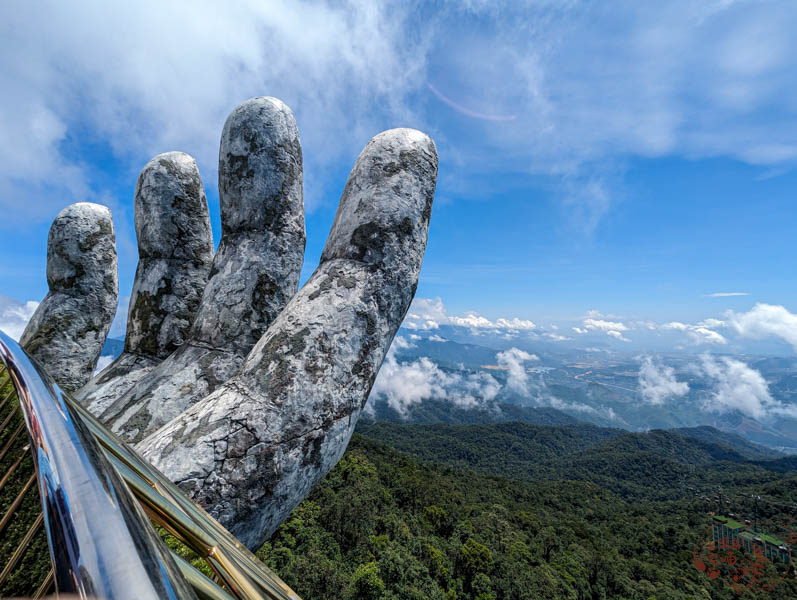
xmin=0 ymin=331 xmax=301 ymax=600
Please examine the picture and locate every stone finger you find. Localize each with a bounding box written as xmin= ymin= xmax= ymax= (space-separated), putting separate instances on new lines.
xmin=20 ymin=202 xmax=118 ymax=393
xmin=77 ymin=152 xmax=214 ymax=415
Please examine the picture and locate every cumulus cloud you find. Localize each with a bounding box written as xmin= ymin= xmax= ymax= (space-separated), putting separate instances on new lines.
xmin=697 ymin=354 xmax=797 ymax=421
xmin=496 ymin=347 xmax=538 ymax=396
xmin=662 ymin=320 xmax=727 ymax=345
xmin=606 ymin=330 xmax=631 ymax=342
xmin=725 ymin=303 xmax=797 ymax=352
xmin=402 ymin=297 xmax=536 ymax=332
xmin=370 ymin=336 xmax=501 ymax=416
xmin=449 ymin=313 xmax=536 ymax=331
xmin=689 ymin=327 xmax=727 ymax=345
xmin=580 ymin=313 xmax=631 ymax=341
xmin=638 ymin=356 xmax=689 ymax=405
xmin=583 ymin=318 xmax=628 ymax=332
xmin=0 ymin=297 xmax=39 ymax=341
xmin=428 ymin=334 xmax=447 ymax=342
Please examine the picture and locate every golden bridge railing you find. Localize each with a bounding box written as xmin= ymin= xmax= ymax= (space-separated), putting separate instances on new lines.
xmin=0 ymin=331 xmax=301 ymax=600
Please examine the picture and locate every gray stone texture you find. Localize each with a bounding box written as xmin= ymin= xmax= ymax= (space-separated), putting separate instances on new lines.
xmin=139 ymin=128 xmax=438 ymax=551
xmin=20 ymin=202 xmax=118 ymax=393
xmin=98 ymin=97 xmax=306 ymax=442
xmin=77 ymin=152 xmax=213 ymax=415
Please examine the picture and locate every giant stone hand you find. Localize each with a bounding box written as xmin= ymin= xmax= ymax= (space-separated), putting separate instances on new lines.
xmin=20 ymin=96 xmax=438 ymax=551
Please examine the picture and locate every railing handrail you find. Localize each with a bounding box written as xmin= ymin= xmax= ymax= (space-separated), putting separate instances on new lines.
xmin=0 ymin=330 xmax=301 ymax=600
xmin=0 ymin=330 xmax=196 ymax=599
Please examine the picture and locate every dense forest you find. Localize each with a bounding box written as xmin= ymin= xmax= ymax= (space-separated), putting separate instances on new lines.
xmin=259 ymin=422 xmax=797 ymax=600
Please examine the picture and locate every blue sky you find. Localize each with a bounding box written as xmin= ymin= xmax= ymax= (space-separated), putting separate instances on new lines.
xmin=3 ymin=0 xmax=797 ymax=353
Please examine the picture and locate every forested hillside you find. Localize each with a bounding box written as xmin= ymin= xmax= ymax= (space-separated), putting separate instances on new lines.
xmin=261 ymin=424 xmax=797 ymax=600
xmin=364 ymin=399 xmax=581 ymax=427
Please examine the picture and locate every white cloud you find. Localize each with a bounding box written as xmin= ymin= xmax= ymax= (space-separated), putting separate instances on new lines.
xmin=494 ymin=317 xmax=537 ymax=330
xmin=581 ymin=314 xmax=631 ymax=342
xmin=638 ymin=356 xmax=689 ymax=405
xmin=583 ymin=318 xmax=628 ymax=332
xmin=449 ymin=313 xmax=497 ymax=329
xmin=0 ymin=297 xmax=39 ymax=341
xmin=428 ymin=334 xmax=447 ymax=342
xmin=402 ymin=297 xmax=447 ymax=330
xmin=449 ymin=313 xmax=536 ymax=330
xmin=662 ymin=319 xmax=727 ymax=345
xmin=697 ymin=354 xmax=797 ymax=421
xmin=725 ymin=303 xmax=797 ymax=352
xmin=370 ymin=344 xmax=501 ymax=416
xmin=402 ymin=297 xmax=536 ymax=332
xmin=496 ymin=347 xmax=538 ymax=396
xmin=391 ymin=335 xmax=416 ymax=350
xmin=606 ymin=330 xmax=631 ymax=342
xmin=688 ymin=326 xmax=727 ymax=345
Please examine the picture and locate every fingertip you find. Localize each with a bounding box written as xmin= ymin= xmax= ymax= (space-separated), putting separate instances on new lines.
xmin=218 ymin=96 xmax=303 ymax=234
xmin=47 ymin=202 xmax=117 ymax=294
xmin=134 ymin=151 xmax=212 ymax=261
xmin=321 ymin=128 xmax=438 ymax=271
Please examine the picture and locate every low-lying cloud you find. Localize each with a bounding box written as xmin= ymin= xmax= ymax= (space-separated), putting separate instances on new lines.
xmin=638 ymin=356 xmax=689 ymax=405
xmin=496 ymin=348 xmax=538 ymax=396
xmin=697 ymin=354 xmax=797 ymax=421
xmin=369 ymin=336 xmax=501 ymax=416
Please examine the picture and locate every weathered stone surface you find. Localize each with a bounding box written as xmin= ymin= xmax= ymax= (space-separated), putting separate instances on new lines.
xmin=127 ymin=151 xmax=214 ymax=357
xmin=77 ymin=353 xmax=158 ymax=416
xmin=20 ymin=202 xmax=118 ymax=393
xmin=139 ymin=128 xmax=437 ymax=550
xmin=98 ymin=344 xmax=241 ymax=441
xmin=77 ymin=152 xmax=213 ymax=414
xmin=100 ymin=97 xmax=305 ymax=442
